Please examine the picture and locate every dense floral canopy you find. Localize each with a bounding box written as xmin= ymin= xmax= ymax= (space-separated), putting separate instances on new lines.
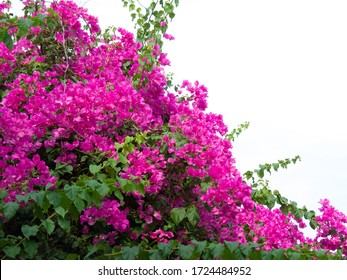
xmin=0 ymin=0 xmax=346 ymax=259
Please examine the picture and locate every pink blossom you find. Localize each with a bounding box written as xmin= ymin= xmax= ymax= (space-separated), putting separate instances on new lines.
xmin=0 ymin=2 xmax=10 ymax=13
xmin=150 ymin=229 xmax=174 ymax=243
xmin=55 ymin=33 xmax=64 ymax=43
xmin=30 ymin=26 xmax=41 ymax=35
xmin=164 ymin=33 xmax=175 ymax=40
xmin=158 ymin=53 xmax=170 ymax=66
xmin=153 ymin=211 xmax=162 ymax=220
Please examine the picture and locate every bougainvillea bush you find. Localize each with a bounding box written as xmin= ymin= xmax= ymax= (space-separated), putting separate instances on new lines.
xmin=0 ymin=0 xmax=346 ymax=260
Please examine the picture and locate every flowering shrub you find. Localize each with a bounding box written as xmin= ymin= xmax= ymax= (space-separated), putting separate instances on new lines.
xmin=0 ymin=0 xmax=346 ymax=259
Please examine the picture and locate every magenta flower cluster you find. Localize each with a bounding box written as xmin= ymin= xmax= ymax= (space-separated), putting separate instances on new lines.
xmin=313 ymin=199 xmax=347 ymax=255
xmin=1 ymin=0 xmax=346 ymax=257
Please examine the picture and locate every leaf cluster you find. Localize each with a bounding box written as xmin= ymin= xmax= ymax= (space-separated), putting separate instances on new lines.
xmin=83 ymin=240 xmax=346 ymax=260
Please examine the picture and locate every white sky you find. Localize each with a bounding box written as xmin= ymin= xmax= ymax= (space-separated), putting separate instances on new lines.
xmin=9 ymin=1 xmax=347 ymax=222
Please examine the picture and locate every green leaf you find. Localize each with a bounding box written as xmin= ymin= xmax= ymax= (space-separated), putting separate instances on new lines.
xmin=304 ymin=210 xmax=315 ymax=220
xmin=240 ymin=244 xmax=252 ymax=258
xmin=65 ymin=253 xmax=79 ymax=260
xmin=16 ymin=194 xmax=30 ymax=203
xmin=46 ymin=192 xmax=61 ymax=208
xmin=3 ymin=246 xmax=21 ymax=258
xmin=17 ymin=18 xmax=34 ymax=37
xmin=260 ymin=250 xmax=273 ymax=260
xmin=233 ymin=248 xmax=246 ymax=260
xmin=225 ymin=241 xmax=239 ymax=252
xmin=288 ymin=251 xmax=301 ymax=260
xmin=121 ymin=181 xmax=145 ymax=195
xmin=23 ymin=239 xmax=38 ymax=257
xmin=84 ymin=245 xmax=97 ymax=259
xmin=64 ymin=185 xmax=79 ymax=201
xmin=149 ymin=248 xmax=164 ymax=260
xmin=314 ymin=250 xmax=328 ymax=259
xmin=113 ymin=188 xmax=124 ymax=201
xmin=293 ymin=208 xmax=304 ymax=220
xmin=73 ymin=197 xmax=85 ymax=213
xmin=118 ymin=153 xmax=127 ymax=164
xmin=69 ymin=204 xmax=80 ymax=222
xmin=309 ymin=219 xmax=318 ymax=229
xmin=57 ymin=217 xmax=71 ymax=232
xmin=56 ymin=164 xmax=73 ymax=175
xmin=266 ymin=195 xmax=276 ymax=209
xmin=32 ymin=13 xmax=47 ymax=26
xmin=21 ymin=225 xmax=39 ymax=239
xmin=256 ymin=168 xmax=264 ymax=178
xmin=86 ymin=179 xmax=100 ymax=190
xmin=78 ymin=189 xmax=92 ymax=206
xmin=89 ymin=164 xmax=102 ymax=175
xmin=91 ymin=191 xmax=102 ymax=206
xmin=192 ymin=240 xmax=207 ymax=255
xmin=97 ymin=183 xmax=110 ymax=196
xmin=45 ymin=182 xmax=55 ymax=190
xmin=42 ymin=219 xmax=55 ymax=235
xmin=190 ymin=242 xmax=206 ymax=259
xmin=122 ymin=246 xmax=139 ymax=260
xmin=80 ymin=155 xmax=89 ymax=163
xmin=117 ymin=177 xmax=127 ymax=188
xmin=157 ymin=242 xmax=173 ymax=259
xmin=41 ymin=196 xmax=50 ymax=212
xmin=107 ymin=158 xmax=117 ymax=169
xmin=249 ymin=249 xmax=262 ymax=260
xmin=32 ymin=205 xmax=44 ymax=220
xmin=280 ymin=205 xmax=289 ymax=215
xmin=60 ymin=192 xmax=72 ymax=210
xmin=55 ymin=206 xmax=67 ymax=217
xmin=56 ymin=109 xmax=63 ymax=115
xmin=0 ymin=30 xmax=14 ymax=50
xmin=272 ymin=163 xmax=280 ymax=171
xmin=200 ymin=182 xmax=210 ymax=192
xmin=53 ymin=162 xmax=64 ymax=171
xmin=3 ymin=202 xmax=19 ymax=220
xmin=272 ymin=248 xmax=285 ymax=260
xmin=177 ymin=244 xmax=194 ymax=260
xmin=201 ymin=247 xmax=213 ymax=260
xmin=170 ymin=208 xmax=186 ymax=225
xmin=209 ymin=243 xmax=225 ymax=259
xmin=30 ymin=191 xmax=46 ymax=206
xmin=186 ymin=205 xmax=200 ymax=227
xmin=0 ymin=189 xmax=7 ymax=200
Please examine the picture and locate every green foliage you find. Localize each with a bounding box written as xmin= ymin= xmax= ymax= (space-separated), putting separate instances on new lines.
xmin=226 ymin=125 xmax=319 ymax=230
xmin=2 ymin=202 xmax=19 ymax=220
xmin=186 ymin=205 xmax=200 ymax=227
xmin=0 ymin=152 xmax=131 ymax=259
xmin=21 ymin=225 xmax=38 ymax=239
xmin=0 ymin=28 xmax=13 ymax=50
xmin=120 ymin=0 xmax=180 ymax=90
xmin=121 ymin=246 xmax=140 ymax=260
xmin=79 ymin=240 xmax=345 ymax=260
xmin=225 ymin=121 xmax=250 ymax=142
xmin=170 ymin=208 xmax=186 ymax=225
xmin=242 ymin=155 xmax=319 ymax=229
xmin=122 ymin=0 xmax=178 ymax=48
xmin=0 ymin=7 xmax=46 ymax=48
